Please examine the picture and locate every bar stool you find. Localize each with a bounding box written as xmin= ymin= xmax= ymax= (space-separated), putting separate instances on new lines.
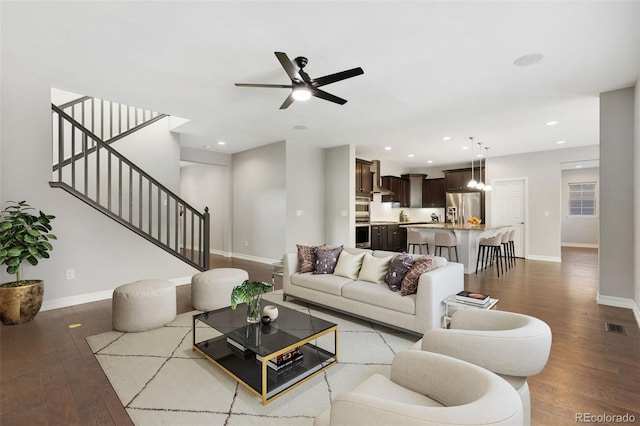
xmin=508 ymin=229 xmax=517 ymax=267
xmin=475 ymin=233 xmax=504 ymax=276
xmin=434 ymin=232 xmax=458 ymax=262
xmin=500 ymin=231 xmax=512 ymax=270
xmin=407 ymin=229 xmax=429 ymax=254
xmin=502 ymin=229 xmax=516 ymax=269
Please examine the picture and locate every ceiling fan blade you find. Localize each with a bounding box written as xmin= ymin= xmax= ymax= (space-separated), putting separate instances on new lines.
xmin=274 ymin=52 xmax=302 ymax=82
xmin=235 ymin=83 xmax=292 ymax=88
xmin=279 ymin=93 xmax=295 ymax=110
xmin=312 ymin=89 xmax=347 ymax=105
xmin=313 ymin=67 xmax=364 ymax=87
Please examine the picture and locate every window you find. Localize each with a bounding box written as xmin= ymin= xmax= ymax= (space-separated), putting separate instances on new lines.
xmin=568 ymin=182 xmax=596 ymax=216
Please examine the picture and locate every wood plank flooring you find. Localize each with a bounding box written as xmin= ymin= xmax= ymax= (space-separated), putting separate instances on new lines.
xmin=1 ymin=247 xmax=638 ymax=425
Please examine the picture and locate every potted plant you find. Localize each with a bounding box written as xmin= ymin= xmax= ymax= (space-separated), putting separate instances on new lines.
xmin=0 ymin=201 xmax=56 ymax=325
xmin=230 ymin=279 xmax=272 ymax=323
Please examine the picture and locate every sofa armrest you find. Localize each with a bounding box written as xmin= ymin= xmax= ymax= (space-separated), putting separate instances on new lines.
xmin=283 ymin=253 xmax=299 ymax=293
xmin=414 ymin=262 xmax=464 ymax=332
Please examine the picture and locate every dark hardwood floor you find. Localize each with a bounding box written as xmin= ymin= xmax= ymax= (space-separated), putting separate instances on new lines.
xmin=1 ymin=248 xmax=638 ymax=425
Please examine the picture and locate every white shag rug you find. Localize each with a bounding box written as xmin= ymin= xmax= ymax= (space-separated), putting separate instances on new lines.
xmin=86 ymin=290 xmax=420 ymax=425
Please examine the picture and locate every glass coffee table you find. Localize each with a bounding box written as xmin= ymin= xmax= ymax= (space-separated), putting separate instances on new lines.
xmin=192 ymin=302 xmax=338 ymax=405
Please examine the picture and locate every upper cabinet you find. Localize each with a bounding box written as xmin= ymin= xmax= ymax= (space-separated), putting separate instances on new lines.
xmin=422 ymin=178 xmax=446 ymax=207
xmin=444 ymin=167 xmax=484 ymax=191
xmin=381 ymin=175 xmax=409 ymax=206
xmin=355 ymin=158 xmax=373 ymax=196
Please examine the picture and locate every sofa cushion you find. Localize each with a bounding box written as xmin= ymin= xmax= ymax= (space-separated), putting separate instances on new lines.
xmin=401 ymin=256 xmax=437 ymax=296
xmin=385 ymin=253 xmax=415 ymax=292
xmin=297 ymin=244 xmax=323 ymax=273
xmin=314 ymin=246 xmax=344 ymax=274
xmin=334 ymin=250 xmax=366 ymax=280
xmin=342 ymin=280 xmax=415 ymax=314
xmin=290 ymin=272 xmax=353 ymax=296
xmin=358 ymin=253 xmax=393 ymax=284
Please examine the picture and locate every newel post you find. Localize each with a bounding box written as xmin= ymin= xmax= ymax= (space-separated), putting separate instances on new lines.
xmin=202 ymin=207 xmax=210 ymax=270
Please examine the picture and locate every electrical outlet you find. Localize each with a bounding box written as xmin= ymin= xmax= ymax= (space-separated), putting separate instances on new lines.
xmin=244 ymin=240 xmax=249 ymax=247
xmin=66 ymin=269 xmax=75 ymax=280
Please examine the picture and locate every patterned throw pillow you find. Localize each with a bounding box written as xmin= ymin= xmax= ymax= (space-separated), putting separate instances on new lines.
xmin=297 ymin=244 xmax=319 ymax=273
xmin=400 ymin=256 xmax=437 ymax=296
xmin=313 ymin=246 xmax=344 ymax=274
xmin=385 ymin=253 xmax=415 ymax=291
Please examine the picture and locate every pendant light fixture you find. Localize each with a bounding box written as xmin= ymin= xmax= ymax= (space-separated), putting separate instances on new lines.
xmin=467 ymin=137 xmax=477 ymax=188
xmin=475 ymin=141 xmax=485 ymax=190
xmin=483 ymin=146 xmax=492 ymax=191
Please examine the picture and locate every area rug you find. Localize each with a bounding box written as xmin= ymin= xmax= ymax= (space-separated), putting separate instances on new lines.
xmin=86 ymin=291 xmax=420 ymax=425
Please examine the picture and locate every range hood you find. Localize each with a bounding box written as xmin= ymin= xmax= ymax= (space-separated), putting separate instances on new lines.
xmin=370 ymin=160 xmax=394 ymax=195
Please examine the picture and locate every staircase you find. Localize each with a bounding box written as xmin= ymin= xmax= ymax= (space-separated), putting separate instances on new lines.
xmin=49 ymin=96 xmax=210 ymax=271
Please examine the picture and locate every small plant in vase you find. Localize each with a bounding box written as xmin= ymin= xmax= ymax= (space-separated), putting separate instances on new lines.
xmin=230 ymin=280 xmax=273 ymax=323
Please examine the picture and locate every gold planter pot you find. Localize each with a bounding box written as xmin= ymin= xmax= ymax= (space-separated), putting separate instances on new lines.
xmin=0 ymin=280 xmax=44 ymax=325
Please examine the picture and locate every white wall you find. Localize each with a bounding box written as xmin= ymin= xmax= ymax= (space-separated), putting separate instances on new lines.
xmin=285 ymin=141 xmax=325 ymax=252
xmin=599 ymin=87 xmax=635 ymax=300
xmin=561 ymin=167 xmax=599 ymax=247
xmin=180 ymin=162 xmax=229 ymax=254
xmin=324 ymin=145 xmax=353 ymax=247
xmin=635 ymin=79 xmax=640 ymax=318
xmin=486 ymin=145 xmax=599 ymax=261
xmin=231 ymin=141 xmax=286 ymax=262
xmin=0 ymin=59 xmax=197 ymax=305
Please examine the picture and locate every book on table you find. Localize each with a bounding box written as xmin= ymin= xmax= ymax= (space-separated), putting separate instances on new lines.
xmin=256 ymin=347 xmax=304 ymax=371
xmin=455 ymin=291 xmax=490 ymax=305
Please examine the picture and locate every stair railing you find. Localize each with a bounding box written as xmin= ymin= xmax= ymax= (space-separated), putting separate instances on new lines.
xmin=50 ymin=104 xmax=210 ymax=271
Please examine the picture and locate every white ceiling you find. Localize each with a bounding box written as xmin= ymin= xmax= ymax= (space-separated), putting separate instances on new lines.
xmin=3 ymin=1 xmax=639 ymax=168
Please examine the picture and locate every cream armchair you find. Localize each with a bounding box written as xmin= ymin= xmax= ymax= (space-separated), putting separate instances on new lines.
xmin=314 ymin=350 xmax=523 ymax=426
xmin=418 ymin=309 xmax=552 ymax=426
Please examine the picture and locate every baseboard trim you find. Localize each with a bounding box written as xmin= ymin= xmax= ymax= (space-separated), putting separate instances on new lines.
xmin=526 ymin=254 xmax=561 ymax=262
xmin=597 ymin=294 xmax=640 ymax=329
xmin=231 ymin=252 xmax=280 ymax=265
xmin=41 ymin=275 xmax=193 ymax=312
xmin=561 ymin=243 xmax=599 ymax=248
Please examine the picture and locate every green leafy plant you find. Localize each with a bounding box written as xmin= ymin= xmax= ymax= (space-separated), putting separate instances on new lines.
xmin=0 ymin=201 xmax=56 ymax=285
xmin=230 ymin=280 xmax=272 ymax=309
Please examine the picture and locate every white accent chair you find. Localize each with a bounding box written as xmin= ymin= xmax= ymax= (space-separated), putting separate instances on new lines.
xmin=314 ymin=350 xmax=523 ymax=426
xmin=417 ymin=309 xmax=552 ymax=426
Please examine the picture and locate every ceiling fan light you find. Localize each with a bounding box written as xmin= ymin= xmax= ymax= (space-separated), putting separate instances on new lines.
xmin=292 ymin=88 xmax=312 ymax=101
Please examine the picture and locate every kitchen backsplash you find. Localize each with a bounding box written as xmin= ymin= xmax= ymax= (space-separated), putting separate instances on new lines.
xmin=369 ymin=194 xmax=445 ymax=222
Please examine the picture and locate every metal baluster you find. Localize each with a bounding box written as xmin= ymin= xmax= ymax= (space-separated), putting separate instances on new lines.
xmin=174 ymin=202 xmax=179 ymax=251
xmin=71 ymin=123 xmax=76 ymax=188
xmin=96 ymin=140 xmax=100 ymax=204
xmin=57 ymin=114 xmax=64 ymax=183
xmin=107 ymin=151 xmax=112 ymax=211
xmin=83 ymin=133 xmax=88 ymax=196
xmin=148 ymin=180 xmax=153 ymax=235
xmin=166 ymin=193 xmax=170 ymax=248
xmin=182 ymin=204 xmax=186 ymax=256
xmin=138 ymin=174 xmax=143 ymax=229
xmin=129 ymin=167 xmax=133 ymax=224
xmin=203 ymin=208 xmax=210 ymax=269
xmin=157 ymin=187 xmax=161 ymax=242
xmin=118 ymin=159 xmax=123 ymax=217
xmin=190 ymin=210 xmax=195 ymax=261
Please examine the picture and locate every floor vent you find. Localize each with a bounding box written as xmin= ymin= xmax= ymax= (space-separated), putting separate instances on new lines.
xmin=604 ymin=323 xmax=627 ymax=334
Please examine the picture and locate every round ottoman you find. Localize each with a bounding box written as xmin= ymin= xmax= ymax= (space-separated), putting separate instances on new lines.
xmin=112 ymin=279 xmax=176 ymax=332
xmin=191 ymin=268 xmax=249 ymax=311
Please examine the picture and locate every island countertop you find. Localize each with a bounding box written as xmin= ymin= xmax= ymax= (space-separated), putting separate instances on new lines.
xmin=399 ymin=223 xmax=509 ymax=231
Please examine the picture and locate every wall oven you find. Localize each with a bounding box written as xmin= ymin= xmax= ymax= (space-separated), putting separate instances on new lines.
xmin=355 ymin=223 xmax=371 ymax=248
xmin=355 ymin=196 xmax=371 ymax=221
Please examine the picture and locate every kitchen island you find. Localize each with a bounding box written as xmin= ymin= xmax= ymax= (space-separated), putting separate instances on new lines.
xmin=400 ymin=223 xmax=513 ymax=274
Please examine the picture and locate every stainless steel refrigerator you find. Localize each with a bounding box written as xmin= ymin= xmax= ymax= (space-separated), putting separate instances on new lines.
xmin=446 ymin=192 xmax=482 ymax=224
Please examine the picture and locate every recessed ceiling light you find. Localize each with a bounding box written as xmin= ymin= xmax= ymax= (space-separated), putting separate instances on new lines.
xmin=384 ymin=146 xmax=392 ymax=150
xmin=203 ymin=144 xmax=211 ymax=149
xmin=556 ymin=140 xmax=566 ymax=144
xmin=442 ymin=136 xmax=451 ymax=141
xmin=462 ymin=146 xmax=469 ymax=150
xmin=217 ymin=141 xmax=226 ymax=145
xmin=513 ymin=53 xmax=544 ymax=67
xmin=576 ymin=165 xmax=583 ymax=168
xmin=408 ymin=154 xmax=415 ymax=158
xmin=427 ymin=160 xmax=433 ymax=164
xmin=293 ymin=125 xmax=307 ymax=130
xmin=546 ymin=121 xmax=558 ymax=126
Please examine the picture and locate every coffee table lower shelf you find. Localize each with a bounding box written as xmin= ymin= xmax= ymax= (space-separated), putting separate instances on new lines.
xmin=194 ymin=335 xmax=337 ymax=404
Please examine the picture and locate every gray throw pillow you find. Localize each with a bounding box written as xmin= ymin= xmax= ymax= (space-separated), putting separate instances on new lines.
xmin=313 ymin=246 xmax=344 ymax=274
xmin=385 ymin=253 xmax=415 ymax=291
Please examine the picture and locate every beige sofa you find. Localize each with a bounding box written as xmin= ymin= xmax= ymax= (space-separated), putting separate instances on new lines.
xmin=283 ymin=247 xmax=464 ymax=335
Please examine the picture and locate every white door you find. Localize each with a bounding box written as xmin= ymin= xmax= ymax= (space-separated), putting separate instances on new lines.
xmin=492 ymin=179 xmax=526 ymax=257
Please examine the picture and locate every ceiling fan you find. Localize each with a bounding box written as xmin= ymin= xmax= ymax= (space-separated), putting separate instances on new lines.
xmin=235 ymin=52 xmax=364 ymax=109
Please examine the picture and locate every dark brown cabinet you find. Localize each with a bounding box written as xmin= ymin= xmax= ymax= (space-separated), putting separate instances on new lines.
xmin=355 ymin=159 xmax=373 ymax=197
xmin=444 ymin=167 xmax=484 ymax=191
xmin=422 ymin=178 xmax=446 ymax=207
xmin=370 ymin=224 xmax=406 ymax=252
xmin=381 ymin=176 xmax=409 ymax=206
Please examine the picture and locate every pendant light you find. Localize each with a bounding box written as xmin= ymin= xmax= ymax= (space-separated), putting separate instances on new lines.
xmin=467 ymin=137 xmax=477 ymax=188
xmin=483 ymin=146 xmax=492 ymax=191
xmin=475 ymin=142 xmax=485 ymax=190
